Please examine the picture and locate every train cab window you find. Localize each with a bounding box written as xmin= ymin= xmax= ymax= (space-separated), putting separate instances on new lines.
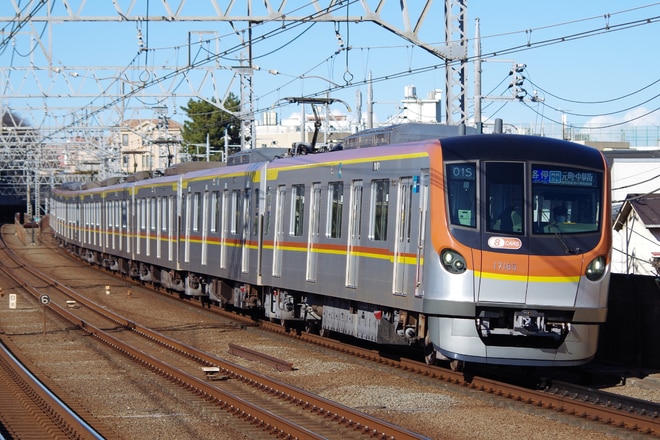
xmin=531 ymin=165 xmax=601 ymax=234
xmin=290 ymin=184 xmax=305 ymax=237
xmin=486 ymin=162 xmax=524 ymax=234
xmin=326 ymin=181 xmax=343 ymax=239
xmin=446 ymin=163 xmax=476 ymax=228
xmin=369 ymin=179 xmax=389 ymax=241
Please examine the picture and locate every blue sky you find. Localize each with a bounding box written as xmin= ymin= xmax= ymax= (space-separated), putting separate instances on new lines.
xmin=1 ymin=1 xmax=659 ymax=141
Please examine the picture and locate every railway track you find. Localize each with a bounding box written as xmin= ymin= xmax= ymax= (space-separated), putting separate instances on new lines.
xmin=0 ymin=334 xmax=109 ymax=440
xmin=0 ymin=226 xmax=426 ymax=440
xmin=38 ymin=241 xmax=660 ymax=438
xmin=8 ymin=224 xmax=660 ymax=437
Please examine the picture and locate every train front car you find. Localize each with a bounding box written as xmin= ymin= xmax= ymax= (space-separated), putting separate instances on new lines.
xmin=424 ymin=134 xmax=611 ymax=367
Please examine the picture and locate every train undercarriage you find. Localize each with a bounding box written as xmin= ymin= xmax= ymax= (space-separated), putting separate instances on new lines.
xmin=63 ymin=244 xmax=430 ymax=355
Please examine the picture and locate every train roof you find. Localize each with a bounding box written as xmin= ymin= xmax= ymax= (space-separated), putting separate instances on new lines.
xmin=342 ymin=123 xmax=477 ymax=149
xmin=52 ymin=134 xmax=606 ymax=197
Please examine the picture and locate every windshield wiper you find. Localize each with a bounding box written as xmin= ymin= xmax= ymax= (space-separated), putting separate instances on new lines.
xmin=548 ymin=222 xmax=581 ymax=255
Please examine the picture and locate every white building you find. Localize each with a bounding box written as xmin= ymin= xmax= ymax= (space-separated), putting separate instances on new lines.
xmin=613 ymin=194 xmax=660 ymax=276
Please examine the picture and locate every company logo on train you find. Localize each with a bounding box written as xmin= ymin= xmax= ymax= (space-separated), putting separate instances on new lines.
xmin=50 ymin=123 xmax=611 ymax=367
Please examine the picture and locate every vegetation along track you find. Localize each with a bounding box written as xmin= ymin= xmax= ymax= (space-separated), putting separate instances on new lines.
xmin=0 ymin=226 xmax=425 ymax=440
xmin=32 ymin=228 xmax=660 ymax=438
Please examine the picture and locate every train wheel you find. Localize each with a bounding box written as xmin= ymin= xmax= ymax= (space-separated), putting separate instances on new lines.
xmin=449 ymin=360 xmax=464 ymax=372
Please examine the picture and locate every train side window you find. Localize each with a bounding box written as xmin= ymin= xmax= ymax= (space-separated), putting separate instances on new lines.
xmin=369 ymin=179 xmax=389 ymax=241
xmin=290 ymin=184 xmax=305 ymax=237
xmin=486 ymin=162 xmax=524 ymax=234
xmin=326 ymin=181 xmax=343 ymax=239
xmin=446 ymin=163 xmax=476 ymax=228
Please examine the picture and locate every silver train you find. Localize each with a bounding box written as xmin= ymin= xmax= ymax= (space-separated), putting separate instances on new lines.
xmin=50 ymin=132 xmax=612 ymax=367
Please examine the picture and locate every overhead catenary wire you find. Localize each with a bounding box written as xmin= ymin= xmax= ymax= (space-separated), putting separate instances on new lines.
xmin=15 ymin=2 xmax=660 ymax=141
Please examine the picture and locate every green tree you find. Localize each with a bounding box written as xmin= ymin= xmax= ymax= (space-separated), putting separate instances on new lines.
xmin=180 ymin=94 xmax=241 ymax=161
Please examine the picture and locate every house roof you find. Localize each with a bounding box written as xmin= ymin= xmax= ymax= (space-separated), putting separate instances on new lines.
xmin=121 ymin=118 xmax=182 ymax=130
xmin=614 ymin=194 xmax=660 ymax=231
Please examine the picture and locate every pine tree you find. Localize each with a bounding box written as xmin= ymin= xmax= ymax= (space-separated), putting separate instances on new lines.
xmin=180 ymin=94 xmax=240 ymax=161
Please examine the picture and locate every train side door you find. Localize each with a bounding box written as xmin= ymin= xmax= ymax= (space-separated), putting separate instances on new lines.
xmin=415 ymin=172 xmax=429 ymax=297
xmin=241 ymin=188 xmax=250 ymax=273
xmin=346 ymin=180 xmax=363 ymax=288
xmin=306 ymin=183 xmax=321 ymax=282
xmin=201 ymin=191 xmax=209 ymax=266
xmin=220 ymin=189 xmax=229 ymax=269
xmin=393 ymin=176 xmax=414 ymax=295
xmin=272 ymin=185 xmax=286 ymax=277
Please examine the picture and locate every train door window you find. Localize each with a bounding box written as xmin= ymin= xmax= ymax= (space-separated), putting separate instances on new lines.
xmin=346 ymin=180 xmax=363 ymax=288
xmin=252 ymin=188 xmax=260 ymax=237
xmin=446 ymin=163 xmax=476 ymax=228
xmin=486 ymin=162 xmax=524 ymax=234
xmin=161 ymin=197 xmax=168 ymax=232
xmin=273 ymin=185 xmax=286 ymax=277
xmin=150 ymin=198 xmax=157 ymax=231
xmin=140 ymin=198 xmax=147 ymax=231
xmin=184 ymin=193 xmax=192 ymax=263
xmin=192 ymin=193 xmax=201 ymax=232
xmin=202 ymin=191 xmax=209 ymax=266
xmin=306 ymin=183 xmax=322 ymax=282
xmin=241 ymin=188 xmax=250 ymax=273
xmin=220 ymin=190 xmax=229 ymax=269
xmin=264 ymin=186 xmax=272 ymax=236
xmin=290 ymin=184 xmax=305 ymax=237
xmin=231 ymin=190 xmax=240 ymax=235
xmin=369 ymin=179 xmax=389 ymax=241
xmin=211 ymin=191 xmax=219 ymax=233
xmin=326 ymin=181 xmax=343 ymax=239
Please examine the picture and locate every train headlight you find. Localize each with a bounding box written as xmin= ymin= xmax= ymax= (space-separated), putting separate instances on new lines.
xmin=585 ymin=255 xmax=606 ymax=281
xmin=441 ymin=249 xmax=467 ymax=274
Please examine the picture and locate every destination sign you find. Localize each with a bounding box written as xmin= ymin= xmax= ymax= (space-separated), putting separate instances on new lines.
xmin=532 ymin=168 xmax=597 ymax=187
